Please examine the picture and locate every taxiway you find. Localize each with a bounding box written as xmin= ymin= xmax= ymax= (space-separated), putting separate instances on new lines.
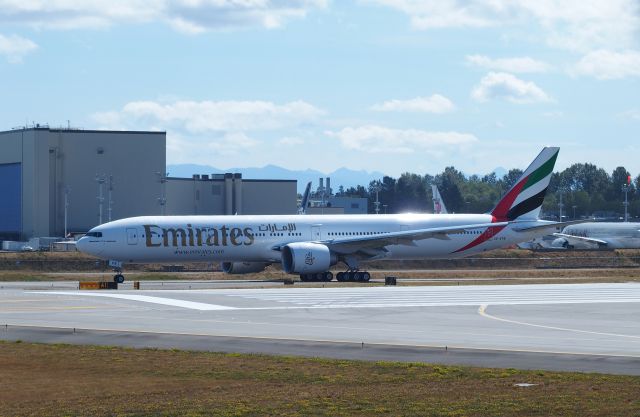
xmin=1 ymin=282 xmax=639 ymax=374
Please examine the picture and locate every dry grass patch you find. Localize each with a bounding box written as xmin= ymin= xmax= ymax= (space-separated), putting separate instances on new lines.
xmin=1 ymin=342 xmax=639 ymax=416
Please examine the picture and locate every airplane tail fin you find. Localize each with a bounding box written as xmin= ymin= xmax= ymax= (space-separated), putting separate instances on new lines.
xmin=490 ymin=147 xmax=559 ymax=221
xmin=298 ymin=181 xmax=312 ymax=214
xmin=431 ymin=185 xmax=448 ymax=214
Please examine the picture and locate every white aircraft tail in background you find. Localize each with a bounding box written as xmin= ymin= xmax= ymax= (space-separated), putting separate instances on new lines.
xmin=298 ymin=181 xmax=312 ymax=214
xmin=431 ymin=185 xmax=448 ymax=214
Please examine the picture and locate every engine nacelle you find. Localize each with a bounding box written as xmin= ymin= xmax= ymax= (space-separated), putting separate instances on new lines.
xmin=221 ymin=261 xmax=269 ymax=274
xmin=281 ymin=242 xmax=336 ymax=274
xmin=552 ymin=238 xmax=569 ymax=248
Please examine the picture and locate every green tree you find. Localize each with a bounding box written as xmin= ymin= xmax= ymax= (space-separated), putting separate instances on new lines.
xmin=435 ymin=167 xmax=464 ymax=212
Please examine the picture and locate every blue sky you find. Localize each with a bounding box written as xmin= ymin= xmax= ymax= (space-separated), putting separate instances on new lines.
xmin=1 ymin=0 xmax=639 ymax=177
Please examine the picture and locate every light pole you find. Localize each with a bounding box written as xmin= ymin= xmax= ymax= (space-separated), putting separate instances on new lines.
xmin=157 ymin=172 xmax=167 ymax=215
xmin=107 ymin=175 xmax=114 ymax=222
xmin=64 ymin=186 xmax=70 ymax=238
xmin=572 ymin=205 xmax=577 ymax=220
xmin=371 ymin=181 xmax=381 ymax=214
xmin=622 ymin=183 xmax=630 ymax=222
xmin=558 ymin=192 xmax=564 ymax=221
xmin=95 ymin=174 xmax=106 ymax=224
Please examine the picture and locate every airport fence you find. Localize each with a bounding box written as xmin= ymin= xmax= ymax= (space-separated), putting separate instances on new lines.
xmin=1 ymin=251 xmax=640 ymax=272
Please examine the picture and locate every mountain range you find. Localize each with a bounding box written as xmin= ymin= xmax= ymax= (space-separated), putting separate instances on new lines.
xmin=166 ymin=163 xmax=509 ymax=194
xmin=166 ymin=164 xmax=386 ymax=193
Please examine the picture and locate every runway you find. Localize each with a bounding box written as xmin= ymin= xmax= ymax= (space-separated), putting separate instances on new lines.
xmin=1 ymin=282 xmax=639 ymax=374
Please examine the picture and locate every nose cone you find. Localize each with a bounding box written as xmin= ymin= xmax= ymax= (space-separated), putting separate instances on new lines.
xmin=76 ymin=236 xmax=90 ymax=254
xmin=77 ymin=236 xmax=103 ymax=256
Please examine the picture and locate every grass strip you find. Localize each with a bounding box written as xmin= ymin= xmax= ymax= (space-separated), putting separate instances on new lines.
xmin=1 ymin=341 xmax=639 ymax=416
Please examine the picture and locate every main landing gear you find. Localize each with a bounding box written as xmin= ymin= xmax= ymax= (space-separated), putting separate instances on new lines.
xmin=336 ymin=270 xmax=371 ymax=282
xmin=335 ymin=257 xmax=370 ymax=282
xmin=299 ymin=271 xmax=333 ymax=282
xmin=298 ymin=270 xmax=371 ymax=282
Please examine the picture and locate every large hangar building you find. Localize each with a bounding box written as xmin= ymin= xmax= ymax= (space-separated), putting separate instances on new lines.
xmin=0 ymin=126 xmax=296 ymax=240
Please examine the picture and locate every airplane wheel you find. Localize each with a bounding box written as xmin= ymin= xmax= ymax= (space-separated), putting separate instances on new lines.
xmin=336 ymin=272 xmax=345 ymax=282
xmin=114 ymin=274 xmax=125 ymax=284
xmin=362 ymin=272 xmax=371 ymax=282
xmin=299 ymin=274 xmax=308 ymax=282
xmin=324 ymin=272 xmax=333 ymax=282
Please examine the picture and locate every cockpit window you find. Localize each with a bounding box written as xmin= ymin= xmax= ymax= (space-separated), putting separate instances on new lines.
xmin=85 ymin=232 xmax=102 ymax=238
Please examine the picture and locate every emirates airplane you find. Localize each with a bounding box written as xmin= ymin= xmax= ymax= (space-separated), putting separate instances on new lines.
xmin=78 ymin=147 xmax=565 ymax=283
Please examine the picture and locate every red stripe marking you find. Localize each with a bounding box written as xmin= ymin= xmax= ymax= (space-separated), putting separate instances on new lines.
xmin=491 ymin=175 xmax=529 ymax=221
xmin=452 ymin=224 xmax=506 ymax=254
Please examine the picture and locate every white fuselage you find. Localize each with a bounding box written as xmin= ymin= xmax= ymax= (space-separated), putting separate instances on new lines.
xmin=77 ymin=213 xmax=546 ymax=264
xmin=561 ymin=222 xmax=640 ymax=249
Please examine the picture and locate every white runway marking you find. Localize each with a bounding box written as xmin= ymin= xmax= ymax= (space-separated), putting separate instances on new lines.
xmin=34 ymin=292 xmax=236 ymax=311
xmin=33 ymin=283 xmax=640 ymax=311
xmin=478 ymin=304 xmax=640 ymax=340
xmin=220 ymin=283 xmax=640 ymax=308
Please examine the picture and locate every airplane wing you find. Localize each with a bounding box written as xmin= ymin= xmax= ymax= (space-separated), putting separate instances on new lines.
xmin=552 ymin=233 xmax=608 ymax=246
xmin=272 ymin=221 xmax=508 ymax=255
xmin=512 ymin=219 xmax=586 ymax=233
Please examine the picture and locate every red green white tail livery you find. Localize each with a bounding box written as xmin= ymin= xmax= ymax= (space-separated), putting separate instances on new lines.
xmin=491 ymin=147 xmax=559 ymax=221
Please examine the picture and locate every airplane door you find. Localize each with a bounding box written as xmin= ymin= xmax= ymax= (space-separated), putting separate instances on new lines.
xmin=126 ymin=228 xmax=138 ymax=245
xmin=312 ymin=225 xmax=321 ymax=240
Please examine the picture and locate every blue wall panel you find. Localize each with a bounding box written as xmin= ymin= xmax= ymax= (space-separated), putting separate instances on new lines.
xmin=0 ymin=163 xmax=21 ymax=235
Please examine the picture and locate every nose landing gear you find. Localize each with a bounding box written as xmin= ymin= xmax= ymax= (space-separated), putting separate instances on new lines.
xmin=109 ymin=260 xmax=125 ymax=283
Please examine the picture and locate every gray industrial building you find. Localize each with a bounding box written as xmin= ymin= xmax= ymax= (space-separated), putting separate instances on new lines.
xmin=165 ymin=174 xmax=296 ymax=216
xmin=0 ymin=126 xmax=296 ymax=241
xmin=306 ymin=177 xmax=369 ymax=215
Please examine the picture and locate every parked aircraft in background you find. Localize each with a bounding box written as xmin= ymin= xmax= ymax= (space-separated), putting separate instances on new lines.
xmin=518 ymin=222 xmax=640 ymax=250
xmin=432 ymin=185 xmax=448 ymax=214
xmin=551 ymin=222 xmax=640 ymax=249
xmin=78 ymin=147 xmax=569 ymax=283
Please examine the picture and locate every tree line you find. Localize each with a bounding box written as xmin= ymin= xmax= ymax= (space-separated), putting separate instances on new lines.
xmin=333 ymin=163 xmax=639 ymax=220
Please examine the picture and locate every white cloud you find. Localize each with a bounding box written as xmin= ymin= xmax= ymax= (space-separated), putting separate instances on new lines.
xmin=93 ymin=99 xmax=325 ymax=133
xmin=471 ymin=72 xmax=552 ymax=104
xmin=0 ymin=34 xmax=37 ymax=63
xmin=466 ymin=55 xmax=551 ymax=73
xmin=366 ymin=0 xmax=640 ymax=52
xmin=325 ymin=125 xmax=477 ymax=154
xmin=0 ymin=0 xmax=327 ymax=32
xmin=278 ymin=136 xmax=305 ymax=145
xmin=92 ymin=98 xmax=324 ymax=163
xmin=366 ymin=0 xmax=496 ymax=29
xmin=620 ymin=109 xmax=640 ymax=120
xmin=542 ymin=111 xmax=563 ymax=118
xmin=370 ymin=94 xmax=455 ymax=113
xmin=572 ymin=50 xmax=640 ymax=80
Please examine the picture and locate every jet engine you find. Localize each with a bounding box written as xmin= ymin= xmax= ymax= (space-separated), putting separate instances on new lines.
xmin=551 ymin=238 xmax=570 ymax=249
xmin=281 ymin=242 xmax=337 ymax=274
xmin=221 ymin=261 xmax=270 ymax=274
